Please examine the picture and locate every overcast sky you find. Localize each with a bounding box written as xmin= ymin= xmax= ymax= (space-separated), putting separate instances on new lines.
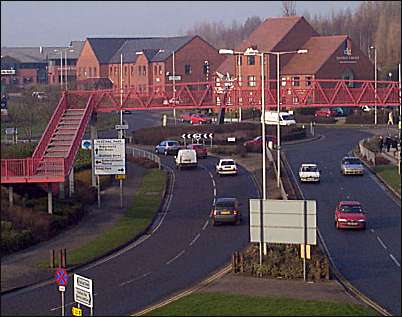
xmin=1 ymin=1 xmax=362 ymax=47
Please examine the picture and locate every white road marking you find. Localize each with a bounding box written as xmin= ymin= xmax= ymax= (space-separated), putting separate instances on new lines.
xmin=213 ymin=188 xmax=216 ymax=196
xmin=376 ymin=236 xmax=387 ymax=250
xmin=370 ymin=229 xmax=375 ymax=233
xmin=166 ymin=250 xmax=185 ymax=265
xmin=189 ymin=233 xmax=201 ymax=246
xmin=202 ymin=220 xmax=209 ymax=231
xmin=389 ymin=254 xmax=400 ymax=267
xmin=119 ymin=272 xmax=152 ymax=286
xmin=212 ymin=179 xmax=216 ymax=188
xmin=50 ymin=293 xmax=98 ymax=311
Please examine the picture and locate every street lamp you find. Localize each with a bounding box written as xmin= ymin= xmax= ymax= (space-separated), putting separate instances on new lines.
xmin=54 ymin=47 xmax=74 ymax=90
xmin=158 ymin=49 xmax=177 ymax=125
xmin=369 ymin=46 xmax=378 ymax=125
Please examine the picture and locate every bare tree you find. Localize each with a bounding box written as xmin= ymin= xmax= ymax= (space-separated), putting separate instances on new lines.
xmin=282 ymin=1 xmax=296 ymax=16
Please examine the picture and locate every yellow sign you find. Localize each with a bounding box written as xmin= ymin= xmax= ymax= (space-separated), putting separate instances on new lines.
xmin=115 ymin=174 xmax=126 ymax=180
xmin=300 ymin=244 xmax=311 ymax=259
xmin=72 ymin=307 xmax=82 ymax=316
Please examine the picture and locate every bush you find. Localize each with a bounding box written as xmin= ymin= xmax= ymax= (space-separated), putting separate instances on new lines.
xmin=0 ymin=142 xmax=36 ymax=159
xmin=127 ymin=156 xmax=159 ymax=169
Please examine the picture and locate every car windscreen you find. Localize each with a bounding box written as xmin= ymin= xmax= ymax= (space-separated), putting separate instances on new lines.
xmin=344 ymin=158 xmax=361 ymax=165
xmin=281 ymin=114 xmax=295 ymax=121
xmin=167 ymin=142 xmax=178 ymax=146
xmin=340 ymin=205 xmax=363 ymax=213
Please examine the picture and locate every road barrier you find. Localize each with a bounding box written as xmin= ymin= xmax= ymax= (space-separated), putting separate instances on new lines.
xmin=127 ymin=146 xmax=161 ymax=169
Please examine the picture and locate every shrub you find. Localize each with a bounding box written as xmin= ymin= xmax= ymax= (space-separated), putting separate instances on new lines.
xmin=0 ymin=142 xmax=37 ymax=159
xmin=375 ymin=155 xmax=390 ymax=165
xmin=127 ymin=156 xmax=159 ymax=169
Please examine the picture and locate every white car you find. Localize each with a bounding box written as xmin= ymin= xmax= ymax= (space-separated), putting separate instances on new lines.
xmin=299 ymin=163 xmax=320 ymax=183
xmin=216 ymin=159 xmax=238 ymax=176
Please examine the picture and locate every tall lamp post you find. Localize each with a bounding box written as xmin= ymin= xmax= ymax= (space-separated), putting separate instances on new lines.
xmin=54 ymin=47 xmax=74 ymax=90
xmin=369 ymin=46 xmax=378 ymax=125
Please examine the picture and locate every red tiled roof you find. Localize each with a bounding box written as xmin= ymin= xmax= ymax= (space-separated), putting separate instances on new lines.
xmin=217 ymin=16 xmax=310 ymax=74
xmin=281 ymin=35 xmax=348 ymax=75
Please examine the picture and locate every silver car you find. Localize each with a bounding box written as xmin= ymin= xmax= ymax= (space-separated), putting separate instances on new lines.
xmin=155 ymin=140 xmax=181 ymax=156
xmin=341 ymin=156 xmax=364 ymax=175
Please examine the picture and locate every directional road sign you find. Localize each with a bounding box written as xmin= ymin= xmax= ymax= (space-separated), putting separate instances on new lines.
xmin=74 ymin=274 xmax=93 ymax=308
xmin=81 ymin=139 xmax=92 ymax=150
xmin=55 ymin=268 xmax=68 ymax=286
xmin=181 ymin=133 xmax=213 ymax=139
xmin=94 ymin=139 xmax=126 ymax=175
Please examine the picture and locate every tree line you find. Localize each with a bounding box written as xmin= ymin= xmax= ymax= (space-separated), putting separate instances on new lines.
xmin=185 ymin=1 xmax=401 ymax=79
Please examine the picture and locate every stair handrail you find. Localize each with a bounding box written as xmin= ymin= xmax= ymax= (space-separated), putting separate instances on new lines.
xmin=32 ymin=92 xmax=67 ymax=159
xmin=64 ymin=94 xmax=95 ymax=175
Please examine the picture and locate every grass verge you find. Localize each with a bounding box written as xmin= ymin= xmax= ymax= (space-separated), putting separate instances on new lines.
xmin=374 ymin=165 xmax=401 ymax=195
xmin=145 ymin=292 xmax=378 ymax=316
xmin=38 ymin=169 xmax=166 ymax=268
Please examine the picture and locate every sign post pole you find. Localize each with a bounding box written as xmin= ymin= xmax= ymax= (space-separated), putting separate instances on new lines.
xmin=97 ymin=175 xmax=101 ymax=209
xmin=303 ymin=200 xmax=307 ymax=282
xmin=61 ymin=290 xmax=65 ymax=316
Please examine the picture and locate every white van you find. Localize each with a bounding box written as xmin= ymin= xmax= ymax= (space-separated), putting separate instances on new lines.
xmin=175 ymin=149 xmax=197 ymax=169
xmin=264 ymin=111 xmax=296 ymax=126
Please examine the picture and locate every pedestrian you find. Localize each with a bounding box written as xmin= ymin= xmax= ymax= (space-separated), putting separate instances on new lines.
xmin=378 ymin=136 xmax=383 ymax=153
xmin=385 ymin=136 xmax=391 ymax=152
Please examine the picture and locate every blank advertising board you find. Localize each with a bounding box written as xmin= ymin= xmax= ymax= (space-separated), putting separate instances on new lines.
xmin=94 ymin=139 xmax=125 ymax=175
xmin=249 ymin=199 xmax=317 ymax=245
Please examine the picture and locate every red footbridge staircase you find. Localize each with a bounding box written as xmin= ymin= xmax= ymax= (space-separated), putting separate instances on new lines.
xmin=1 ymin=79 xmax=400 ymax=185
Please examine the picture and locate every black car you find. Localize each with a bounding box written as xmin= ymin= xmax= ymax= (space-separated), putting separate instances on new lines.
xmin=211 ymin=198 xmax=241 ymax=225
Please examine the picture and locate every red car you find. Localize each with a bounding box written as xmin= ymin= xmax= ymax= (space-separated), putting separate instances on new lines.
xmin=335 ymin=201 xmax=367 ymax=230
xmin=187 ymin=143 xmax=208 ymax=158
xmin=190 ymin=114 xmax=212 ymax=125
xmin=314 ymin=108 xmax=337 ymax=118
xmin=180 ymin=113 xmax=195 ymax=123
xmin=243 ymin=135 xmax=277 ymax=152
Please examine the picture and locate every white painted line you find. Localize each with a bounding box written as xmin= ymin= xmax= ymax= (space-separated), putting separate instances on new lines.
xmin=370 ymin=229 xmax=375 ymax=233
xmin=50 ymin=293 xmax=98 ymax=311
xmin=166 ymin=250 xmax=185 ymax=265
xmin=376 ymin=236 xmax=387 ymax=250
xmin=389 ymin=254 xmax=400 ymax=267
xmin=212 ymin=179 xmax=216 ymax=188
xmin=189 ymin=233 xmax=201 ymax=246
xmin=119 ymin=272 xmax=152 ymax=286
xmin=202 ymin=220 xmax=209 ymax=231
xmin=213 ymin=188 xmax=216 ymax=196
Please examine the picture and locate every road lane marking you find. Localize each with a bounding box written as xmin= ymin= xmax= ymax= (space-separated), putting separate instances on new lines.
xmin=213 ymin=187 xmax=216 ymax=196
xmin=370 ymin=229 xmax=375 ymax=233
xmin=376 ymin=236 xmax=387 ymax=250
xmin=119 ymin=272 xmax=152 ymax=286
xmin=50 ymin=293 xmax=98 ymax=311
xmin=202 ymin=220 xmax=209 ymax=230
xmin=389 ymin=254 xmax=400 ymax=267
xmin=166 ymin=250 xmax=185 ymax=265
xmin=189 ymin=233 xmax=200 ymax=246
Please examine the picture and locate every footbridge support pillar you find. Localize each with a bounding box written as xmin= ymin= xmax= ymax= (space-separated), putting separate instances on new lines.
xmin=90 ymin=113 xmax=98 ymax=188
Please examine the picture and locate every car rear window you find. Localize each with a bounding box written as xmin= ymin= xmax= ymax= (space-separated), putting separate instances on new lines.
xmin=301 ymin=166 xmax=318 ymax=172
xmin=344 ymin=158 xmax=361 ymax=165
xmin=215 ymin=200 xmax=236 ymax=209
xmin=340 ymin=205 xmax=363 ymax=213
xmin=167 ymin=141 xmax=178 ymax=146
xmin=221 ymin=160 xmax=235 ymax=166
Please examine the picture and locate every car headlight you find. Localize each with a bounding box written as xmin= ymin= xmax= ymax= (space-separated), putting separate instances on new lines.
xmin=338 ymin=218 xmax=347 ymax=222
xmin=357 ymin=219 xmax=366 ymax=222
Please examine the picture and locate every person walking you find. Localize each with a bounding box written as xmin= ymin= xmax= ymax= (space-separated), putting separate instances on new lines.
xmin=378 ymin=136 xmax=384 ymax=153
xmin=385 ymin=136 xmax=392 ymax=152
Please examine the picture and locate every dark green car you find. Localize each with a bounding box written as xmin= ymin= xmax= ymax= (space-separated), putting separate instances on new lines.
xmin=211 ymin=198 xmax=241 ymax=226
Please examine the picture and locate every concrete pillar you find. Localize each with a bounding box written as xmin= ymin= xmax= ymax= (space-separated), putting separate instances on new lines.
xmin=48 ymin=183 xmax=53 ymax=215
xmin=59 ymin=181 xmax=65 ymax=199
xmin=90 ymin=114 xmax=98 ymax=187
xmin=8 ymin=185 xmax=13 ymax=207
xmin=69 ymin=168 xmax=74 ymax=197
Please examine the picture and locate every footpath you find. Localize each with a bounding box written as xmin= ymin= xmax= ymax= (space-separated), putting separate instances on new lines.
xmin=1 ymin=162 xmax=146 ymax=293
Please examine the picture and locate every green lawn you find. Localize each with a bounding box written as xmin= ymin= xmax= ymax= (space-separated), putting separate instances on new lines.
xmin=145 ymin=292 xmax=377 ymax=316
xmin=38 ymin=169 xmax=166 ymax=267
xmin=374 ymin=165 xmax=401 ymax=195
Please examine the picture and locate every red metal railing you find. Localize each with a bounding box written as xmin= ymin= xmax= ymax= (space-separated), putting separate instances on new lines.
xmin=1 ymin=158 xmax=65 ymax=183
xmin=32 ymin=92 xmax=67 ymax=159
xmin=67 ymin=79 xmax=400 ymax=111
xmin=64 ymin=95 xmax=95 ymax=175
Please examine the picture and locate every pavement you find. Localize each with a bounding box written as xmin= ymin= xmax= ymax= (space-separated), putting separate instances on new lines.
xmin=1 ymin=162 xmax=146 ymax=293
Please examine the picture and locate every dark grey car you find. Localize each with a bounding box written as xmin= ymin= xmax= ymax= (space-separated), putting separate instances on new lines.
xmin=211 ymin=198 xmax=241 ymax=226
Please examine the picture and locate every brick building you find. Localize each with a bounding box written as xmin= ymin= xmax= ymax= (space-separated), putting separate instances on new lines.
xmin=217 ymin=16 xmax=373 ymax=88
xmin=75 ymin=35 xmax=225 ymax=91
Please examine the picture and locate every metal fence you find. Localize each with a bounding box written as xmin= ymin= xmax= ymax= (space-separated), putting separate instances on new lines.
xmin=359 ymin=139 xmax=376 ymax=165
xmin=127 ymin=146 xmax=161 ymax=169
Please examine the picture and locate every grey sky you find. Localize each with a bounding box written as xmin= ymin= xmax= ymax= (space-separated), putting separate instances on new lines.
xmin=1 ymin=1 xmax=362 ymax=47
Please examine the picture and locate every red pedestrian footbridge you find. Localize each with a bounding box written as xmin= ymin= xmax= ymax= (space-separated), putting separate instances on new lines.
xmin=1 ymin=79 xmax=400 ymax=184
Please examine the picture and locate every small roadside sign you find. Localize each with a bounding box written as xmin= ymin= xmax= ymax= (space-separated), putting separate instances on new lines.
xmin=81 ymin=139 xmax=92 ymax=150
xmin=59 ymin=285 xmax=66 ymax=292
xmin=115 ymin=124 xmax=129 ymax=130
xmin=168 ymin=75 xmax=181 ymax=81
xmin=55 ymin=268 xmax=68 ymax=286
xmin=115 ymin=174 xmax=126 ymax=180
xmin=72 ymin=307 xmax=82 ymax=316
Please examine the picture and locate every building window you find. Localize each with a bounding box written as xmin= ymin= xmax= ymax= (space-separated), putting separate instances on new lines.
xmin=281 ymin=77 xmax=287 ymax=86
xmin=89 ymin=67 xmax=92 ymax=77
xmin=114 ymin=67 xmax=117 ymax=75
xmin=159 ymin=65 xmax=163 ymax=75
xmin=237 ymin=56 xmax=242 ymax=66
xmin=124 ymin=66 xmax=128 ymax=75
xmin=131 ymin=66 xmax=134 ymax=75
xmin=305 ymin=76 xmax=312 ymax=86
xmin=184 ymin=64 xmax=192 ymax=75
xmin=292 ymin=76 xmax=300 ymax=87
xmin=247 ymin=56 xmax=255 ymax=65
xmin=93 ymin=67 xmax=97 ymax=77
xmin=248 ymin=75 xmax=256 ymax=87
xmin=203 ymin=62 xmax=210 ymax=75
xmin=154 ymin=65 xmax=158 ymax=76
xmin=83 ymin=67 xmax=87 ymax=77
xmin=142 ymin=66 xmax=146 ymax=76
xmin=109 ymin=67 xmax=113 ymax=76
xmin=138 ymin=66 xmax=141 ymax=76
